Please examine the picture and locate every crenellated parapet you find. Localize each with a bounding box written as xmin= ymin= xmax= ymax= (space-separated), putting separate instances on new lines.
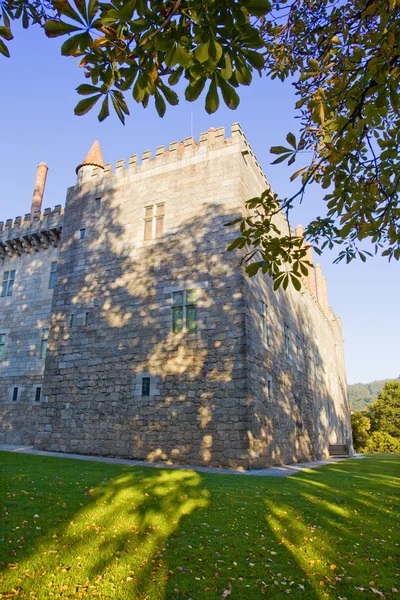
xmin=84 ymin=123 xmax=270 ymax=189
xmin=0 ymin=206 xmax=64 ymax=260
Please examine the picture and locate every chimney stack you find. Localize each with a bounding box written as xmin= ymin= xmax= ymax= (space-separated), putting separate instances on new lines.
xmin=31 ymin=162 xmax=48 ymax=219
xmin=315 ymin=264 xmax=329 ymax=312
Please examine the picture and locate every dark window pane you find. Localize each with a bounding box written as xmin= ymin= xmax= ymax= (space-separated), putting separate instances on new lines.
xmin=3 ymin=272 xmax=9 ymax=281
xmin=1 ymin=282 xmax=7 ymax=297
xmin=12 ymin=387 xmax=18 ymax=401
xmin=80 ymin=229 xmax=86 ymax=240
xmin=142 ymin=377 xmax=150 ymax=396
xmin=6 ymin=280 xmax=13 ymax=296
xmin=172 ymin=291 xmax=184 ymax=306
xmin=35 ymin=387 xmax=41 ymax=402
xmin=10 ymin=271 xmax=15 ymax=279
xmin=172 ymin=307 xmax=183 ymax=333
xmin=95 ymin=198 xmax=101 ymax=209
xmin=40 ymin=340 xmax=48 ymax=359
xmin=49 ymin=271 xmax=57 ymax=289
xmin=186 ymin=305 xmax=197 ymax=332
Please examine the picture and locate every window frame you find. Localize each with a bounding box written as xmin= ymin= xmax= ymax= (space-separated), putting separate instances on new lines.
xmin=0 ymin=333 xmax=6 ymax=362
xmin=40 ymin=328 xmax=49 ymax=359
xmin=49 ymin=261 xmax=57 ymax=289
xmin=1 ymin=270 xmax=15 ymax=298
xmin=143 ymin=203 xmax=165 ymax=241
xmin=172 ymin=289 xmax=198 ymax=333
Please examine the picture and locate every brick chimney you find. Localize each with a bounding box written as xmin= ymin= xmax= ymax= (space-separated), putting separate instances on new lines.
xmin=31 ymin=162 xmax=48 ymax=219
xmin=315 ymin=264 xmax=329 ymax=312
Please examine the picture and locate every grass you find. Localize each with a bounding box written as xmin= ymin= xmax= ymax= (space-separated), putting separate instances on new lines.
xmin=0 ymin=453 xmax=399 ymax=599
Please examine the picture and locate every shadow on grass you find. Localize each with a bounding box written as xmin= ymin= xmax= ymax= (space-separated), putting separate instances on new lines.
xmin=1 ymin=453 xmax=399 ymax=599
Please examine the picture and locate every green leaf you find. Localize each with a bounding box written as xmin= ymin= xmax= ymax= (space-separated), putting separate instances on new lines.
xmin=271 ymin=153 xmax=292 ymax=164
xmin=227 ymin=237 xmax=245 ymax=251
xmin=0 ymin=26 xmax=13 ymax=41
xmin=74 ymin=94 xmax=102 ymax=116
xmin=174 ymin=44 xmax=191 ymax=68
xmin=44 ymin=20 xmax=82 ymax=38
xmin=205 ymin=79 xmax=219 ymax=114
xmin=220 ymin=55 xmax=233 ymax=80
xmin=98 ymin=95 xmax=109 ymax=122
xmin=185 ymin=77 xmax=207 ymax=102
xmin=76 ymin=83 xmax=101 ymax=95
xmin=61 ymin=32 xmax=89 ymax=56
xmin=243 ymin=49 xmax=265 ymax=70
xmin=235 ymin=64 xmax=252 ymax=86
xmin=246 ymin=262 xmax=262 ymax=276
xmin=168 ymin=67 xmax=184 ymax=86
xmin=290 ymin=273 xmax=302 ymax=291
xmin=0 ymin=38 xmax=10 ymax=57
xmin=195 ymin=41 xmax=210 ymax=64
xmin=155 ymin=90 xmax=166 ymax=117
xmin=246 ymin=0 xmax=271 ymax=16
xmin=286 ymin=132 xmax=296 ymax=149
xmin=218 ymin=77 xmax=240 ymax=110
xmin=161 ymin=85 xmax=179 ymax=106
xmin=53 ymin=0 xmax=84 ymax=24
xmin=270 ymin=145 xmax=291 ymax=154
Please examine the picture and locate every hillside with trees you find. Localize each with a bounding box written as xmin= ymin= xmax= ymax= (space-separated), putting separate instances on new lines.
xmin=351 ymin=380 xmax=400 ymax=453
xmin=348 ymin=377 xmax=400 ymax=412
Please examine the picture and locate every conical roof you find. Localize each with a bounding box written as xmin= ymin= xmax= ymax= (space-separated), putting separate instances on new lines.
xmin=76 ymin=141 xmax=105 ymax=174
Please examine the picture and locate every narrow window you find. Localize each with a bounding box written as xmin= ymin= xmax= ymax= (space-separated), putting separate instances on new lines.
xmin=12 ymin=387 xmax=18 ymax=402
xmin=295 ymin=334 xmax=301 ymax=356
xmin=155 ymin=204 xmax=165 ymax=238
xmin=85 ymin=312 xmax=89 ymax=325
xmin=80 ymin=228 xmax=86 ymax=240
xmin=261 ymin=301 xmax=270 ymax=345
xmin=172 ymin=289 xmax=198 ymax=333
xmin=49 ymin=261 xmax=57 ymax=289
xmin=69 ymin=314 xmax=74 ymax=327
xmin=284 ymin=323 xmax=290 ymax=356
xmin=142 ymin=377 xmax=150 ymax=396
xmin=266 ymin=377 xmax=272 ymax=398
xmin=1 ymin=270 xmax=15 ymax=297
xmin=0 ymin=333 xmax=6 ymax=361
xmin=186 ymin=289 xmax=197 ymax=332
xmin=144 ymin=206 xmax=153 ymax=241
xmin=35 ymin=387 xmax=41 ymax=402
xmin=95 ymin=197 xmax=101 ymax=210
xmin=40 ymin=328 xmax=49 ymax=359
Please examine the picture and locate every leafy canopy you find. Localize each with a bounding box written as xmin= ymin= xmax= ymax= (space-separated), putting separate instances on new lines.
xmin=1 ymin=0 xmax=399 ymax=290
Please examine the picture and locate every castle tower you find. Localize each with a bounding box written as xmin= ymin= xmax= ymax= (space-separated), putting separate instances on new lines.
xmin=76 ymin=141 xmax=105 ymax=183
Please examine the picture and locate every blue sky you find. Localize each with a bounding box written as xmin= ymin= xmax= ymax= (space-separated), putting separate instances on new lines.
xmin=1 ymin=24 xmax=399 ymax=385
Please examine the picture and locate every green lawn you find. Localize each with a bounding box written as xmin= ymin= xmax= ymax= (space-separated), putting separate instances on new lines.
xmin=0 ymin=453 xmax=399 ymax=599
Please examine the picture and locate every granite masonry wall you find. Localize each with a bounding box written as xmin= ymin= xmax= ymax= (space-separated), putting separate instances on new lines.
xmin=0 ymin=124 xmax=353 ymax=467
xmin=0 ymin=208 xmax=63 ymax=444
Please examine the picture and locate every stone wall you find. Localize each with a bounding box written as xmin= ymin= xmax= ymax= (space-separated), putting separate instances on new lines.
xmin=0 ymin=209 xmax=62 ymax=444
xmin=0 ymin=124 xmax=352 ymax=468
xmin=37 ymin=126 xmax=252 ymax=467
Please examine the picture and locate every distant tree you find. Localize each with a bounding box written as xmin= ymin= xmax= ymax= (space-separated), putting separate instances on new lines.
xmin=348 ymin=377 xmax=400 ymax=412
xmin=365 ymin=431 xmax=400 ymax=453
xmin=1 ymin=0 xmax=399 ymax=289
xmin=368 ymin=380 xmax=400 ymax=439
xmin=351 ymin=411 xmax=371 ymax=452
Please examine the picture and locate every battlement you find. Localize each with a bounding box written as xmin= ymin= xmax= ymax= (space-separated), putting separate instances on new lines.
xmin=0 ymin=206 xmax=64 ymax=260
xmin=86 ymin=123 xmax=270 ymax=189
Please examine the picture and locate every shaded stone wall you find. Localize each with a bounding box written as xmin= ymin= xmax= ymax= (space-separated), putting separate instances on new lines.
xmin=237 ymin=149 xmax=353 ymax=467
xmin=0 ymin=211 xmax=62 ymax=444
xmin=37 ymin=128 xmax=252 ymax=467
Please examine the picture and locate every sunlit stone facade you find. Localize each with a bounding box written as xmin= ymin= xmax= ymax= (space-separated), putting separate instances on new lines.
xmin=0 ymin=124 xmax=353 ymax=468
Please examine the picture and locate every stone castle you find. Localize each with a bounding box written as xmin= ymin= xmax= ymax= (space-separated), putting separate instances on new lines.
xmin=0 ymin=124 xmax=353 ymax=468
